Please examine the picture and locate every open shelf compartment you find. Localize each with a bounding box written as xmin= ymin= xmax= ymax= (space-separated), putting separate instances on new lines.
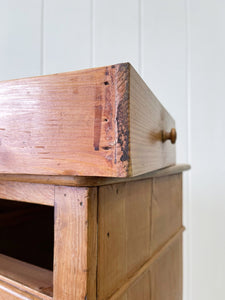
xmin=0 ymin=198 xmax=54 ymax=299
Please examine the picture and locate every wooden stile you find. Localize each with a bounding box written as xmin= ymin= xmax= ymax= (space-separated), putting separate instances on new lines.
xmin=53 ymin=186 xmax=97 ymax=300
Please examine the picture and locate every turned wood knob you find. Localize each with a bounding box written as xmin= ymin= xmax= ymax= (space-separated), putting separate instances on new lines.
xmin=162 ymin=128 xmax=177 ymax=144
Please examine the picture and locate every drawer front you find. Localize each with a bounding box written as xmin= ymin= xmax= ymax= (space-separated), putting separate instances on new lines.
xmin=97 ymin=174 xmax=182 ymax=299
xmin=0 ymin=63 xmax=175 ymax=177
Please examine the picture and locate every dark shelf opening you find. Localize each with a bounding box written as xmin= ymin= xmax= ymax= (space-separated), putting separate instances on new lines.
xmin=0 ymin=198 xmax=54 ymax=270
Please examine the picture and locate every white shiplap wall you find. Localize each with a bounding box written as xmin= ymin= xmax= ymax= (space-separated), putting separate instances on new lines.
xmin=1 ymin=1 xmax=225 ymax=299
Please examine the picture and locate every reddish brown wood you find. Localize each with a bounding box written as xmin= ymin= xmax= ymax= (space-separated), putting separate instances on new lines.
xmin=0 ymin=63 xmax=175 ymax=178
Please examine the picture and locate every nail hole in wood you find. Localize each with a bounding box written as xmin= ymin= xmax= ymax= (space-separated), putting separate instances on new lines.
xmin=107 ymin=232 xmax=110 ymax=238
xmin=80 ymin=202 xmax=83 ymax=206
xmin=102 ymin=146 xmax=111 ymax=150
xmin=64 ymin=194 xmax=66 ymax=197
xmin=104 ymin=81 xmax=109 ymax=85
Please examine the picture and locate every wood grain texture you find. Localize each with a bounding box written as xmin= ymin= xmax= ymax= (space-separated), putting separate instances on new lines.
xmin=0 ymin=164 xmax=190 ymax=187
xmin=0 ymin=254 xmax=52 ymax=299
xmin=108 ymin=228 xmax=184 ymax=300
xmin=151 ymin=174 xmax=182 ymax=255
xmin=0 ymin=63 xmax=175 ymax=177
xmin=87 ymin=188 xmax=98 ymax=300
xmin=98 ymin=180 xmax=152 ymax=299
xmin=97 ymin=174 xmax=183 ymax=299
xmin=0 ymin=64 xmax=127 ymax=177
xmin=53 ymin=186 xmax=97 ymax=300
xmin=111 ymin=272 xmax=151 ymax=300
xmin=150 ymin=235 xmax=183 ymax=300
xmin=0 ymin=280 xmax=41 ymax=300
xmin=125 ymin=271 xmax=151 ymax=300
xmin=0 ymin=181 xmax=54 ymax=206
xmin=129 ymin=64 xmax=176 ymax=176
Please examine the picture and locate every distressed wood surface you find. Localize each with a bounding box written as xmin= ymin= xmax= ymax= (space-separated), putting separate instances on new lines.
xmin=53 ymin=186 xmax=97 ymax=300
xmin=0 ymin=164 xmax=190 ymax=187
xmin=0 ymin=63 xmax=175 ymax=177
xmin=0 ymin=254 xmax=52 ymax=299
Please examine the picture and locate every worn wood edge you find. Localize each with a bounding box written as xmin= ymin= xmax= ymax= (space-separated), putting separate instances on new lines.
xmin=106 ymin=226 xmax=185 ymax=300
xmin=114 ymin=63 xmax=131 ymax=177
xmin=0 ymin=63 xmax=120 ymax=84
xmin=0 ymin=181 xmax=54 ymax=206
xmin=0 ymin=164 xmax=190 ymax=187
xmin=0 ymin=255 xmax=52 ymax=299
xmin=0 ymin=280 xmax=52 ymax=300
xmin=0 ymin=62 xmax=130 ymax=179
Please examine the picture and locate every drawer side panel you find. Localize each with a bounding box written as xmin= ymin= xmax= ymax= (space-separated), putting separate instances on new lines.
xmin=129 ymin=64 xmax=176 ymax=176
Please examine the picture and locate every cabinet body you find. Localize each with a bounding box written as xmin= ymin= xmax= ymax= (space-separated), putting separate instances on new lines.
xmin=0 ymin=166 xmax=187 ymax=300
xmin=0 ymin=63 xmax=188 ymax=299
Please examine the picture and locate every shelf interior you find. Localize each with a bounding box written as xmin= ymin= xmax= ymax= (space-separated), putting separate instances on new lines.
xmin=0 ymin=198 xmax=54 ymax=270
xmin=0 ymin=253 xmax=53 ymax=298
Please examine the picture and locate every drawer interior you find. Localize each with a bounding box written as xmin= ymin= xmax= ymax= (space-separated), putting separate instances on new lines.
xmin=0 ymin=198 xmax=54 ymax=270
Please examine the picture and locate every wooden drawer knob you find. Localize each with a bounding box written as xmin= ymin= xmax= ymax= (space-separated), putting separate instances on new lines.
xmin=162 ymin=128 xmax=177 ymax=144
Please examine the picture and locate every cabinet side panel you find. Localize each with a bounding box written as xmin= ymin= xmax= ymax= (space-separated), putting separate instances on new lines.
xmin=114 ymin=272 xmax=151 ymax=300
xmin=126 ymin=271 xmax=151 ymax=300
xmin=151 ymin=174 xmax=182 ymax=255
xmin=113 ymin=234 xmax=182 ymax=300
xmin=97 ymin=179 xmax=152 ymax=299
xmin=97 ymin=174 xmax=183 ymax=299
xmin=150 ymin=235 xmax=183 ymax=300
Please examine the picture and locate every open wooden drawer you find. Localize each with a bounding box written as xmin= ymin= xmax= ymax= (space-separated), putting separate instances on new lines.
xmin=0 ymin=63 xmax=176 ymax=178
xmin=0 ymin=63 xmax=186 ymax=300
